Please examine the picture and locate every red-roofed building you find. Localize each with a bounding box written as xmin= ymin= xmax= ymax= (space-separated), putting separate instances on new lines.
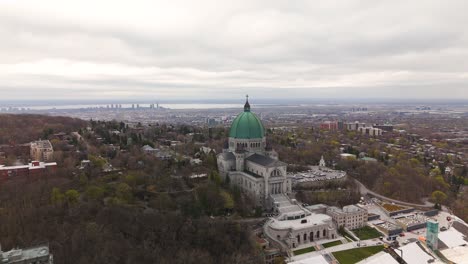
xmin=0 ymin=161 xmax=57 ymax=181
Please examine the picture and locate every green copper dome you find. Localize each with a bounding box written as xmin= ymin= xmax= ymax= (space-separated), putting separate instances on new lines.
xmin=229 ymin=97 xmax=265 ymax=139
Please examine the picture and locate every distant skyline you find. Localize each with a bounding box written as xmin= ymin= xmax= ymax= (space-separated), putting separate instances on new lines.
xmin=1 ymin=0 xmax=467 ymax=100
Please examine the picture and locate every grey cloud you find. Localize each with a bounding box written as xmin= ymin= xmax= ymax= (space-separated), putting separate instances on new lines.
xmin=0 ymin=0 xmax=467 ymax=100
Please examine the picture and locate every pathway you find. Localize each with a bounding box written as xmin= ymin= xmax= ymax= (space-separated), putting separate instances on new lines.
xmin=353 ymin=179 xmax=434 ymax=208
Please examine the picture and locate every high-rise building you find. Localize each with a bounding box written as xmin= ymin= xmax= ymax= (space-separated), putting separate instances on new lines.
xmin=426 ymin=219 xmax=439 ymax=250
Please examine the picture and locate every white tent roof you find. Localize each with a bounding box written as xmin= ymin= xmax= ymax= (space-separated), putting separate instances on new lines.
xmin=289 ymin=254 xmax=328 ymax=264
xmin=400 ymin=242 xmax=435 ymax=264
xmin=438 ymin=228 xmax=467 ymax=248
xmin=357 ymin=251 xmax=398 ymax=264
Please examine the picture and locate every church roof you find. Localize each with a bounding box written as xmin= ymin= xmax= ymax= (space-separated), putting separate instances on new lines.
xmin=219 ymin=152 xmax=235 ymax=160
xmin=229 ymin=97 xmax=265 ymax=139
xmin=246 ymin=153 xmax=286 ymax=167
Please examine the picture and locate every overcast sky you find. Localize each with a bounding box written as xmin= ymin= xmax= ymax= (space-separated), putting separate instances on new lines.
xmin=0 ymin=0 xmax=467 ymax=101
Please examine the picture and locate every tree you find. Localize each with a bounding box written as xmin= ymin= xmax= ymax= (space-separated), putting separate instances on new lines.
xmin=116 ymin=183 xmax=133 ymax=203
xmin=221 ymin=190 xmax=234 ymax=210
xmin=65 ymin=189 xmax=80 ymax=205
xmin=86 ymin=186 xmax=105 ymax=201
xmin=51 ymin=187 xmax=64 ymax=205
xmin=89 ymin=155 xmax=106 ymax=169
xmin=209 ymin=170 xmax=222 ymax=185
xmin=431 ymin=190 xmax=447 ymax=204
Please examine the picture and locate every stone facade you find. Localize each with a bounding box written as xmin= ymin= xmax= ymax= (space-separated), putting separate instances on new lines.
xmin=265 ymin=196 xmax=338 ymax=249
xmin=268 ymin=214 xmax=337 ymax=248
xmin=30 ymin=140 xmax=54 ymax=162
xmin=217 ymin=98 xmax=291 ymax=208
xmin=326 ymin=205 xmax=368 ymax=230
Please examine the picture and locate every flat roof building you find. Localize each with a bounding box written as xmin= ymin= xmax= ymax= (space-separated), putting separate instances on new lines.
xmin=327 ymin=205 xmax=368 ymax=230
xmin=0 ymin=244 xmax=53 ymax=264
xmin=265 ymin=195 xmax=338 ymax=249
xmin=0 ymin=161 xmax=57 ymax=180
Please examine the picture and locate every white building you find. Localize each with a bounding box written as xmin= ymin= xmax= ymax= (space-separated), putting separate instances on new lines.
xmin=345 ymin=122 xmax=383 ymax=136
xmin=357 ymin=127 xmax=383 ymax=136
xmin=319 ymin=155 xmax=326 ymax=167
xmin=266 ymin=196 xmax=338 ymax=249
xmin=326 ymin=205 xmax=368 ymax=230
xmin=345 ymin=121 xmax=367 ymax=131
xmin=0 ymin=244 xmax=53 ymax=264
xmin=217 ymin=97 xmax=291 ymax=208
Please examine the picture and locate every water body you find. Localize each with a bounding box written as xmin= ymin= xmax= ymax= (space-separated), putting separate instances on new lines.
xmin=2 ymin=103 xmax=278 ymax=110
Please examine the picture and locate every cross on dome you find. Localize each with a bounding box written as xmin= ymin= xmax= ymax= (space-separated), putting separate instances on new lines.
xmin=244 ymin=94 xmax=251 ymax=112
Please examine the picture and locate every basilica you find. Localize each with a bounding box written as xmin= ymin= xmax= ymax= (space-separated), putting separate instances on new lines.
xmin=217 ymin=97 xmax=291 ymax=209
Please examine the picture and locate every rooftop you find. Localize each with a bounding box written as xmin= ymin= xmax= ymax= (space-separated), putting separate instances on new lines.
xmin=218 ymin=152 xmax=235 ymax=161
xmin=305 ymin=204 xmax=328 ymax=211
xmin=440 ymin=245 xmax=468 ymax=264
xmin=269 ymin=213 xmax=332 ymax=230
xmin=399 ymin=242 xmax=435 ymax=264
xmin=0 ymin=244 xmax=52 ymax=263
xmin=0 ymin=162 xmax=57 ymax=171
xmin=229 ymin=99 xmax=265 ymax=139
xmin=438 ymin=228 xmax=467 ymax=248
xmin=246 ymin=153 xmax=286 ymax=167
xmin=289 ymin=254 xmax=328 ymax=264
xmin=356 ymin=251 xmax=398 ymax=264
xmin=30 ymin=140 xmax=53 ymax=150
xmin=343 ymin=205 xmax=366 ymax=213
xmin=242 ymin=170 xmax=263 ymax=179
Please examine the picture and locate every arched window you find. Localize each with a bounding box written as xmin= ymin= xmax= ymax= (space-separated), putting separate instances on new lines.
xmin=303 ymin=233 xmax=307 ymax=242
xmin=297 ymin=235 xmax=300 ymax=243
xmin=310 ymin=232 xmax=314 ymax=242
xmin=271 ymin=169 xmax=282 ymax=177
xmin=316 ymin=230 xmax=320 ymax=238
xmin=323 ymin=229 xmax=326 ymax=237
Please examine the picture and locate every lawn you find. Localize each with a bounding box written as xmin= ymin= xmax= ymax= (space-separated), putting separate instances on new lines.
xmin=293 ymin=246 xmax=316 ymax=255
xmin=380 ymin=203 xmax=405 ymax=212
xmin=333 ymin=245 xmax=384 ymax=264
xmin=321 ymin=240 xmax=343 ymax=248
xmin=352 ymin=226 xmax=382 ymax=240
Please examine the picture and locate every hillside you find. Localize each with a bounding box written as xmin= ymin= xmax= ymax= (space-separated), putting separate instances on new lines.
xmin=0 ymin=114 xmax=87 ymax=145
xmin=0 ymin=115 xmax=262 ymax=264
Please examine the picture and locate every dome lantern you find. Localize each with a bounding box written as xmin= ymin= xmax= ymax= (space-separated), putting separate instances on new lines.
xmin=244 ymin=94 xmax=250 ymax=112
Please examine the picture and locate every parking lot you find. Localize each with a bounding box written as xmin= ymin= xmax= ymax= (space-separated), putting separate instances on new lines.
xmin=289 ymin=166 xmax=346 ymax=184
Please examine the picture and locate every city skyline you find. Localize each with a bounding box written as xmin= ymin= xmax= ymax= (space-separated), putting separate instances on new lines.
xmin=1 ymin=0 xmax=468 ymax=100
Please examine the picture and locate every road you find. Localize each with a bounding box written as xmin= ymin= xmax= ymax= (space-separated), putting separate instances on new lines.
xmin=291 ymin=238 xmax=386 ymax=262
xmin=353 ymin=179 xmax=435 ymax=209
